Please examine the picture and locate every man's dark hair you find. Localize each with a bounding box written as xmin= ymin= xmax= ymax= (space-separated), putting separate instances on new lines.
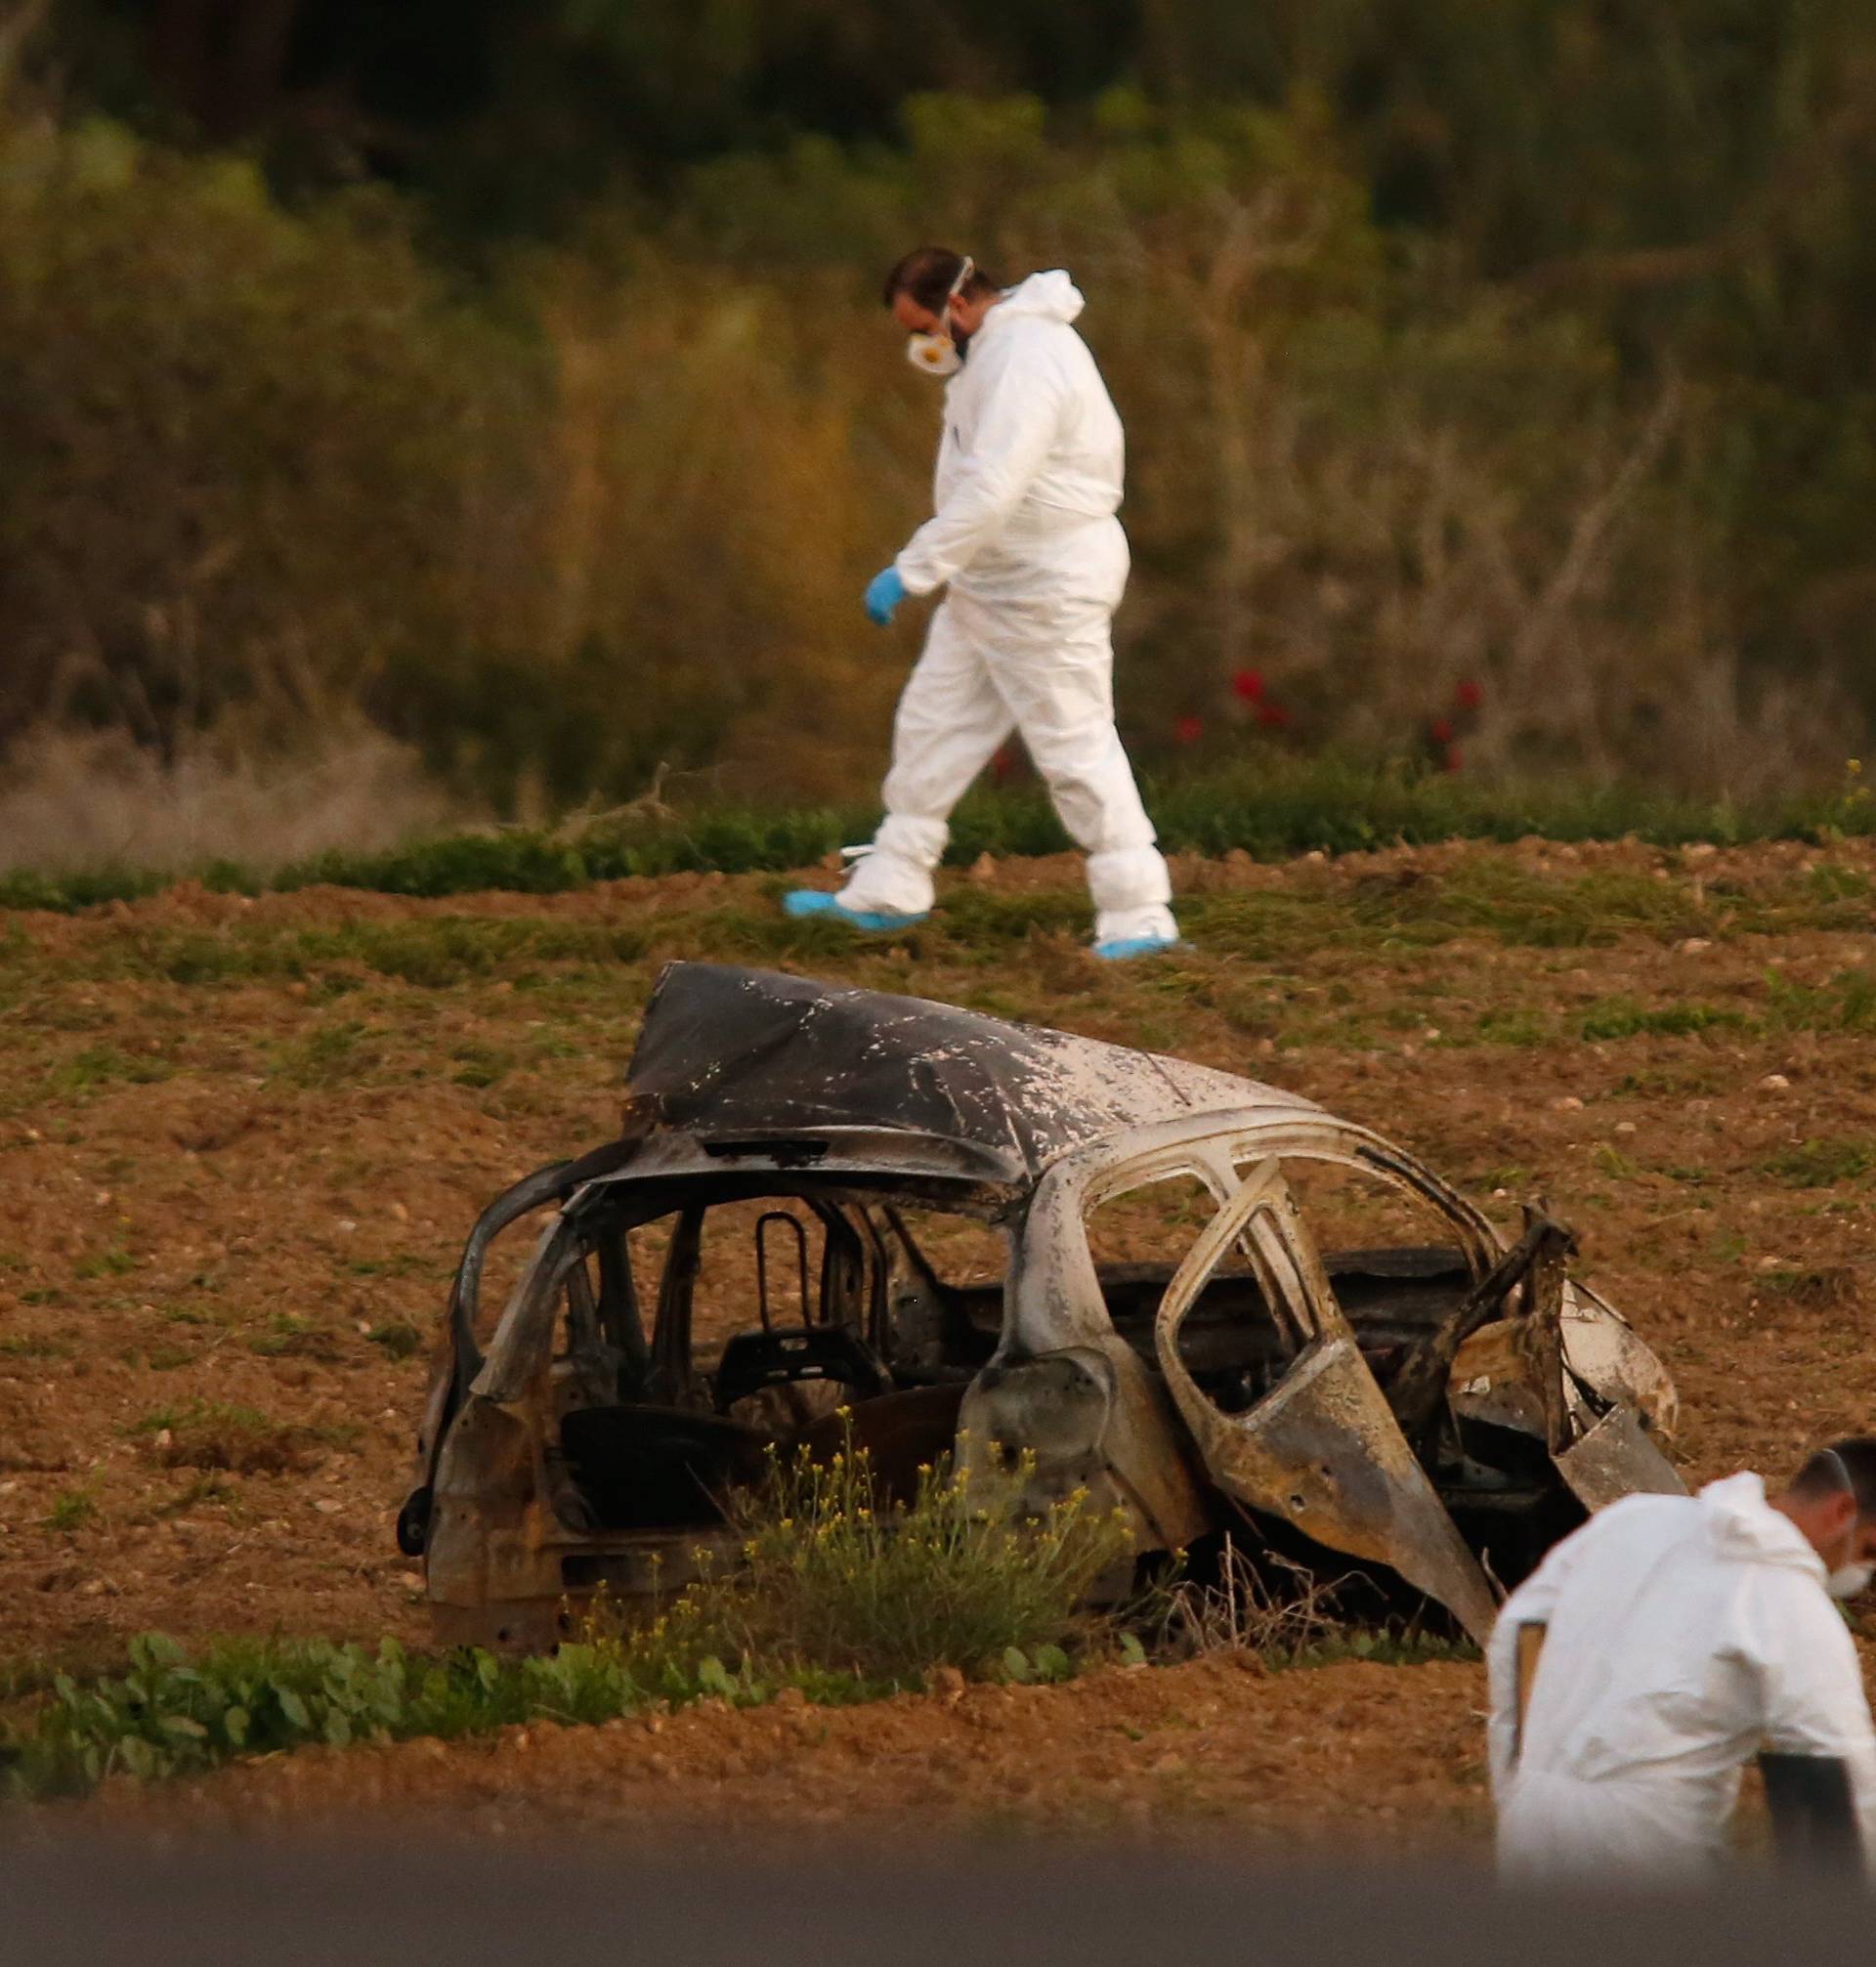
xmin=881 ymin=245 xmax=1001 ymax=312
xmin=1791 ymin=1437 xmax=1876 ymax=1519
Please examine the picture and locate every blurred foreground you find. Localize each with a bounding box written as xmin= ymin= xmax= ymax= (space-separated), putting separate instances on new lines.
xmin=4 ymin=1839 xmax=1873 ymax=1964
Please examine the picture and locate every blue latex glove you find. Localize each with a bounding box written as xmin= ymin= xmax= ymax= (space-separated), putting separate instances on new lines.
xmin=864 ymin=566 xmax=906 ymax=626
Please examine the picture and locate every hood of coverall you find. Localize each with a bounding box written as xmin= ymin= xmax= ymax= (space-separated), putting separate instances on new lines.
xmin=1699 ymin=1471 xmax=1828 ymax=1578
xmin=981 ymin=270 xmax=1086 ymax=331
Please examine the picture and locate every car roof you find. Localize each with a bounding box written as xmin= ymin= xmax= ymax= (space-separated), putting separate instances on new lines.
xmin=619 ymin=962 xmax=1321 ymax=1184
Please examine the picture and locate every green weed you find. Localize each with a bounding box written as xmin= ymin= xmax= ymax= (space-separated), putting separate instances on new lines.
xmin=45 ymin=1047 xmax=172 ymax=1096
xmin=365 ymin=1320 xmax=425 ymax=1360
xmin=244 ymin=1313 xmax=341 ymax=1361
xmin=74 ymin=1245 xmax=136 ymax=1280
xmin=128 ymin=1401 xmax=347 ymax=1475
xmin=1474 ymin=1006 xmax=1552 ymax=1047
xmin=449 ymin=1044 xmax=514 ymax=1089
xmin=0 ymin=1334 xmax=75 ymax=1359
xmin=272 ymin=1019 xmax=379 ymax=1089
xmin=1763 ymin=968 xmax=1876 ymax=1036
xmin=44 ymin=1489 xmax=97 ymax=1534
xmin=1762 ymin=1139 xmax=1876 ymax=1188
xmin=1578 ymin=998 xmax=1747 ymax=1042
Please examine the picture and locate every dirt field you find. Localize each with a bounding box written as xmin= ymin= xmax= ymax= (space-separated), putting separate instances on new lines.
xmin=5 ymin=836 xmax=1876 ymax=1843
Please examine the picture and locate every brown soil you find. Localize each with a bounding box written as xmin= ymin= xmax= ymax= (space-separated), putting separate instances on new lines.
xmin=5 ymin=836 xmax=1876 ymax=1844
xmin=82 ymin=1654 xmax=1488 ymax=1855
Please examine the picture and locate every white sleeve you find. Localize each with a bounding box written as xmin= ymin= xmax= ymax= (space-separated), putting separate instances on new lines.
xmin=894 ymin=342 xmax=1064 ymax=595
xmin=1485 ymin=1526 xmax=1594 ymax=1796
xmin=1753 ymin=1580 xmax=1876 ymax=1866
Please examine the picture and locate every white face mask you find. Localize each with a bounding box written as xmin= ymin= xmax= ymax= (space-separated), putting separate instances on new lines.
xmin=905 ymin=332 xmax=961 ymax=378
xmin=904 ymin=254 xmax=973 ymax=379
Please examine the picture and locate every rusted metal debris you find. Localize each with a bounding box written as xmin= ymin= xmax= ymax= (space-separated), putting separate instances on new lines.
xmin=401 ymin=962 xmax=1682 ymax=1649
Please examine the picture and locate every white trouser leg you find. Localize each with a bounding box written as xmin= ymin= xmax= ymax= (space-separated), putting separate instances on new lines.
xmin=838 ymin=600 xmax=1013 ymax=917
xmin=959 ymin=587 xmax=1175 ymax=944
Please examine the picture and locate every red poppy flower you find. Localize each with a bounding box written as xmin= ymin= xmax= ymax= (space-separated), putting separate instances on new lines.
xmin=1428 ymin=716 xmax=1455 ymax=745
xmin=1174 ymin=714 xmax=1205 ymax=746
xmin=1231 ymin=668 xmax=1265 ymax=705
xmin=1255 ymin=702 xmax=1291 ymax=730
xmin=1455 ymin=678 xmax=1483 ymax=710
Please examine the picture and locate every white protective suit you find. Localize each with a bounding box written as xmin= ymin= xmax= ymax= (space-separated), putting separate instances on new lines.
xmin=836 ymin=271 xmax=1176 ymax=946
xmin=1487 ymin=1473 xmax=1876 ymax=1882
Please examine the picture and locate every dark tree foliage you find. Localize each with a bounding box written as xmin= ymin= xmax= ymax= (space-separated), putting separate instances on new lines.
xmin=14 ymin=0 xmax=1874 ymax=795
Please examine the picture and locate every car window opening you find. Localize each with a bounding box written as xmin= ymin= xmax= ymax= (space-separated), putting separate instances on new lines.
xmin=544 ymin=1191 xmax=1007 ymax=1545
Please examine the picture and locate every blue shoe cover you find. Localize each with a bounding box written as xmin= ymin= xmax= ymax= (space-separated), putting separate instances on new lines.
xmin=783 ymin=890 xmax=928 ymax=933
xmin=1091 ymin=932 xmax=1184 ymax=962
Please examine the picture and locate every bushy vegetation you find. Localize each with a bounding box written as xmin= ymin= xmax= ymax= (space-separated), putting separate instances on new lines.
xmin=1 ymin=1433 xmax=1129 ymax=1802
xmin=4 ymin=5 xmax=1874 ymax=818
xmin=651 ymin=1435 xmax=1134 ymax=1687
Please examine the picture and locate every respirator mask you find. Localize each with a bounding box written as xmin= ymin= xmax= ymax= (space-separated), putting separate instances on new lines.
xmin=905 ymin=255 xmax=974 ymax=378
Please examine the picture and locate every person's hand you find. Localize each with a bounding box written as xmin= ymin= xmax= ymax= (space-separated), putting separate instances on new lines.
xmin=864 ymin=566 xmax=906 ymax=625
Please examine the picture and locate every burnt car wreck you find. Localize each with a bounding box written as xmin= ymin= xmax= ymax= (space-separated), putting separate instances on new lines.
xmin=401 ymin=962 xmax=1682 ymax=1650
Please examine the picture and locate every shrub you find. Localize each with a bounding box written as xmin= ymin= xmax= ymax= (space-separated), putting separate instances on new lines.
xmin=646 ymin=1431 xmax=1134 ymax=1684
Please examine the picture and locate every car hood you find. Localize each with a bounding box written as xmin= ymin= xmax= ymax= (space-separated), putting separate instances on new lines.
xmin=620 ymin=962 xmax=1317 ymax=1182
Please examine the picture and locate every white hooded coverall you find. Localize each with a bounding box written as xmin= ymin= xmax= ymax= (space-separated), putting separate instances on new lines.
xmin=1487 ymin=1473 xmax=1876 ymax=1881
xmin=837 ymin=271 xmax=1176 ymax=945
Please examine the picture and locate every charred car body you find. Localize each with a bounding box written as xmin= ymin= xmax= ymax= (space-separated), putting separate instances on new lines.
xmin=402 ymin=962 xmax=1681 ymax=1649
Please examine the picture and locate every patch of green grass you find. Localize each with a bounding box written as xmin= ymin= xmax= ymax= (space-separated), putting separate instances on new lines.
xmin=127 ymin=1401 xmax=353 ymax=1475
xmin=1611 ymin=1064 xmax=1731 ymax=1099
xmin=44 ymin=1488 xmax=97 ymax=1534
xmin=44 ymin=1045 xmax=173 ymax=1096
xmin=1578 ymin=997 xmax=1748 ymax=1041
xmin=73 ymin=1245 xmax=136 ymax=1280
xmin=449 ymin=1043 xmax=515 ymax=1089
xmin=343 ymin=1254 xmax=435 ymax=1279
xmin=243 ymin=1313 xmax=341 ymax=1361
xmin=1473 ymin=1006 xmax=1552 ymax=1046
xmin=1761 ymin=1138 xmax=1876 ymax=1188
xmin=365 ymin=1319 xmax=425 ymax=1360
xmin=160 ymin=1304 xmax=234 ymax=1328
xmin=8 ymin=760 xmax=1876 ymax=918
xmin=152 ymin=1473 xmax=236 ymax=1517
xmin=0 ymin=1333 xmax=75 ymax=1359
xmin=1762 ymin=967 xmax=1876 ymax=1036
xmin=271 ymin=1018 xmax=379 ymax=1088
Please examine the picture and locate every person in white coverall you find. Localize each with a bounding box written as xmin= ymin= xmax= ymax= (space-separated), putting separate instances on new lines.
xmin=784 ymin=246 xmax=1179 ymax=959
xmin=1489 ymin=1439 xmax=1876 ymax=1881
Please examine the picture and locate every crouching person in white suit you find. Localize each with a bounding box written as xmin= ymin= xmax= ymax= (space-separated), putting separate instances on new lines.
xmin=1489 ymin=1438 xmax=1876 ymax=1882
xmin=785 ymin=246 xmax=1179 ymax=961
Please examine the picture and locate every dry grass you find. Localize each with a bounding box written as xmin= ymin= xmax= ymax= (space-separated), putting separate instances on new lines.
xmin=0 ymin=726 xmax=474 ymax=874
xmin=1152 ymin=1539 xmax=1350 ymax=1663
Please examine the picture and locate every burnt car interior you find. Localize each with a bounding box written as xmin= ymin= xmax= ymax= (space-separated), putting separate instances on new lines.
xmin=527 ymin=1160 xmax=1581 ymax=1589
xmin=1150 ymin=1241 xmax=1588 ymax=1585
xmin=540 ymin=1182 xmax=1006 ymax=1536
